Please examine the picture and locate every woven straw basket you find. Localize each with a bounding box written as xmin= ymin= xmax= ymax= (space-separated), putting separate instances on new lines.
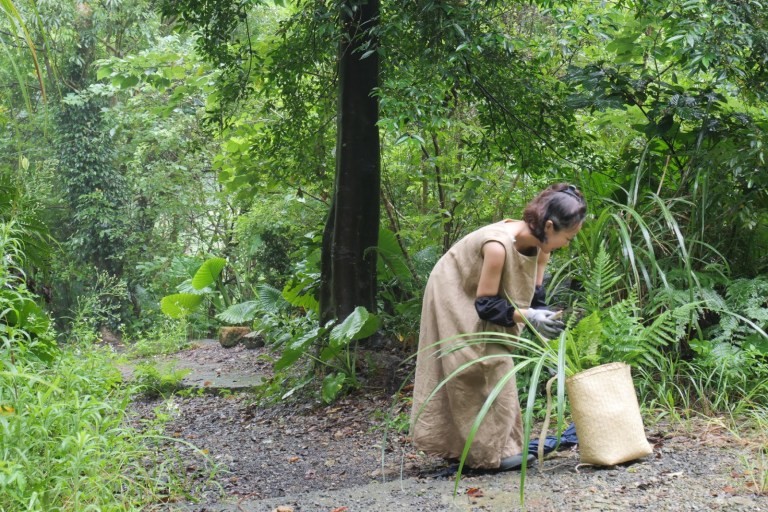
xmin=565 ymin=362 xmax=653 ymax=466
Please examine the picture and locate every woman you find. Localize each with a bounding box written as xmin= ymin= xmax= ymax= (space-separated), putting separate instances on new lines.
xmin=411 ymin=183 xmax=587 ymax=471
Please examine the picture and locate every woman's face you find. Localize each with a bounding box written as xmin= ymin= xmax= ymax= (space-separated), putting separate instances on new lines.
xmin=542 ymin=221 xmax=582 ymax=252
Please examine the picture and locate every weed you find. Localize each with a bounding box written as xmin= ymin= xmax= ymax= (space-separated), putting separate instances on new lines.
xmin=133 ymin=362 xmax=190 ymax=398
xmin=371 ymin=396 xmax=412 ymax=434
xmin=740 ymin=450 xmax=768 ymax=495
xmin=129 ymin=317 xmax=190 ymax=358
xmin=0 ymin=346 xmax=210 ymax=510
xmin=66 ymin=270 xmax=128 ymax=346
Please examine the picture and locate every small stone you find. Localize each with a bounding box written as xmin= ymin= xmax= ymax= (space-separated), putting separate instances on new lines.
xmin=242 ymin=331 xmax=266 ymax=349
xmin=219 ymin=326 xmax=251 ymax=348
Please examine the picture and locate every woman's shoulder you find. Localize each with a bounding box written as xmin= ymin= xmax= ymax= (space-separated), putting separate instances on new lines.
xmin=476 ymin=219 xmax=521 ymax=240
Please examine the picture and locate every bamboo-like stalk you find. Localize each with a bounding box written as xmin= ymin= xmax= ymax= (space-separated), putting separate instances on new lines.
xmin=0 ymin=0 xmax=46 ymax=103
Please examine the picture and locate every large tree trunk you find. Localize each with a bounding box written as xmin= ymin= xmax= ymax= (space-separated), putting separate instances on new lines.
xmin=320 ymin=0 xmax=381 ymax=325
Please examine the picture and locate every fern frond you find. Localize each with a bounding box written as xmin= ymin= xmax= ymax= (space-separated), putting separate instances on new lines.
xmin=642 ymin=309 xmax=679 ymax=348
xmin=582 ymin=244 xmax=622 ymax=312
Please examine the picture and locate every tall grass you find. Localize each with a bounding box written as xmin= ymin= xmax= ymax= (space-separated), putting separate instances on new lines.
xmin=0 ymin=345 xmax=218 ymax=510
xmin=636 ymin=354 xmax=768 ymax=419
xmin=0 ymin=221 xmax=215 ymax=510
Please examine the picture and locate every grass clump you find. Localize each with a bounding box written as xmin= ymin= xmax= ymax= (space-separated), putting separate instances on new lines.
xmin=0 ymin=345 xmax=215 ymax=511
xmin=128 ymin=317 xmax=190 ymax=358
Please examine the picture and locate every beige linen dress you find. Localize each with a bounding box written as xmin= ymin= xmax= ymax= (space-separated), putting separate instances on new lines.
xmin=411 ymin=220 xmax=538 ymax=469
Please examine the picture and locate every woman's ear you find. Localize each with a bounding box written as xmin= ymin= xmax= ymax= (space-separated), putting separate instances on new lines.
xmin=544 ymin=219 xmax=554 ymax=232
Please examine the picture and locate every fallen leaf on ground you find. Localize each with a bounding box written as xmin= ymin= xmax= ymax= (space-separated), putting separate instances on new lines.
xmin=273 ymin=506 xmax=293 ymax=512
xmin=331 ymin=507 xmax=348 ymax=512
xmin=467 ymin=487 xmax=484 ymax=498
xmin=288 ymin=456 xmax=300 ymax=463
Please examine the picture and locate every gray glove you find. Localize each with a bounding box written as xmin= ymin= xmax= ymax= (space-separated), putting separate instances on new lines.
xmin=523 ymin=309 xmax=564 ymax=338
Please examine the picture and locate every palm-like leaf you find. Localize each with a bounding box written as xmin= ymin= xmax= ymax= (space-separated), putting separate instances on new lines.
xmin=255 ymin=284 xmax=289 ymax=313
xmin=376 ymin=227 xmax=416 ymax=286
xmin=216 ymin=301 xmax=259 ymax=325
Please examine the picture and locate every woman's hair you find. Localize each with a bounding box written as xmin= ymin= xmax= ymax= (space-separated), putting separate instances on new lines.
xmin=523 ymin=183 xmax=587 ymax=243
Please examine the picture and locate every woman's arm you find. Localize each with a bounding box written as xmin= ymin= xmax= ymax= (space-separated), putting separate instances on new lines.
xmin=536 ymin=250 xmax=550 ymax=287
xmin=476 ymin=241 xmax=506 ymax=297
xmin=476 ymin=241 xmax=525 ymax=323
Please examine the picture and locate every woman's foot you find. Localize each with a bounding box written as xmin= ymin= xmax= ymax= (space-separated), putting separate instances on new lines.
xmin=498 ymin=453 xmax=536 ymax=471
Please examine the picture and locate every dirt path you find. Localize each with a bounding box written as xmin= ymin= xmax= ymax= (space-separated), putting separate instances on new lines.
xmin=127 ymin=342 xmax=768 ymax=511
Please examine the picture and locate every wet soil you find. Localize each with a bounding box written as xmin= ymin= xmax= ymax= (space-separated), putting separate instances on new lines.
xmin=126 ymin=341 xmax=768 ymax=512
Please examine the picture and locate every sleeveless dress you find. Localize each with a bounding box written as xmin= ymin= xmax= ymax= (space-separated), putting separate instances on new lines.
xmin=410 ymin=220 xmax=538 ymax=469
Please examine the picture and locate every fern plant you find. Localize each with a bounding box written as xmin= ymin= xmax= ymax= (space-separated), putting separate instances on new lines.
xmin=559 ymin=244 xmax=692 ymax=376
xmin=580 ymin=244 xmax=622 ymax=312
xmin=708 ymin=277 xmax=768 ymax=348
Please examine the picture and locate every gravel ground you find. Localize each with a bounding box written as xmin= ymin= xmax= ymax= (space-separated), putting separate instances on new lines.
xmin=127 ymin=342 xmax=768 ymax=512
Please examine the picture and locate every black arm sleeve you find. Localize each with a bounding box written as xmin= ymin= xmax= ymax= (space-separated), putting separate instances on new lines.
xmin=474 ymin=295 xmax=516 ymax=327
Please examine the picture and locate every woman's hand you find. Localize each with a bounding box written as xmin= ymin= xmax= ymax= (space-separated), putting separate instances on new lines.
xmin=523 ymin=308 xmax=564 ymax=338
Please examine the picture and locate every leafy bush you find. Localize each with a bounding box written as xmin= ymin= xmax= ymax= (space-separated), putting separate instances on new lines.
xmin=133 ymin=362 xmax=191 ymax=398
xmin=250 ymin=226 xmax=296 ymax=288
xmin=161 ymin=257 xmax=229 ymax=319
xmin=66 ymin=269 xmax=128 ymax=345
xmin=558 ymin=245 xmax=694 ymax=375
xmin=637 ymin=349 xmax=768 ymax=418
xmin=0 ymin=216 xmax=214 ymax=510
xmin=707 ymin=277 xmax=768 ymax=350
xmin=0 ymin=347 xmax=212 ymax=510
xmin=0 ymin=221 xmax=58 ymax=363
xmin=128 ymin=317 xmax=190 ymax=358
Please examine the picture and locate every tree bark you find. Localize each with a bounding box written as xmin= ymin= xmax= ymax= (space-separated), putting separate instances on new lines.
xmin=320 ymin=0 xmax=381 ymax=325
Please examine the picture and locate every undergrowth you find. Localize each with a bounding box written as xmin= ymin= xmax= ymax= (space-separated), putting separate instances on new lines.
xmin=0 ymin=345 xmax=217 ymax=511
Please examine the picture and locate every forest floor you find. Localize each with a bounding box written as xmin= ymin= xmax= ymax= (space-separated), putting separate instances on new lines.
xmin=124 ymin=340 xmax=768 ymax=512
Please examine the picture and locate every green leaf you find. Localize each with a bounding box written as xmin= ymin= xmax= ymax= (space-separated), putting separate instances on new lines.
xmin=160 ymin=293 xmax=204 ymax=318
xmin=162 ymin=65 xmax=187 ymax=80
xmin=255 ymin=284 xmax=289 ymax=313
xmin=321 ymin=372 xmax=346 ymax=403
xmin=376 ymin=228 xmax=413 ymax=284
xmin=96 ymin=65 xmax=113 ymax=80
xmin=329 ymin=306 xmax=379 ymax=347
xmin=119 ymin=74 xmax=140 ymax=88
xmin=282 ymin=279 xmax=320 ymax=312
xmin=191 ymin=257 xmax=227 ymax=290
xmin=216 ymin=301 xmax=259 ymax=324
xmin=0 ymin=291 xmax=50 ymax=336
xmin=747 ymin=337 xmax=768 ymax=355
xmin=274 ymin=328 xmax=321 ymax=371
xmin=319 ymin=344 xmax=340 ymax=362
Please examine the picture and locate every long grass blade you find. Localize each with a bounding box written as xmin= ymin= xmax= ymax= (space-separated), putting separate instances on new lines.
xmin=0 ymin=0 xmax=46 ymax=101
